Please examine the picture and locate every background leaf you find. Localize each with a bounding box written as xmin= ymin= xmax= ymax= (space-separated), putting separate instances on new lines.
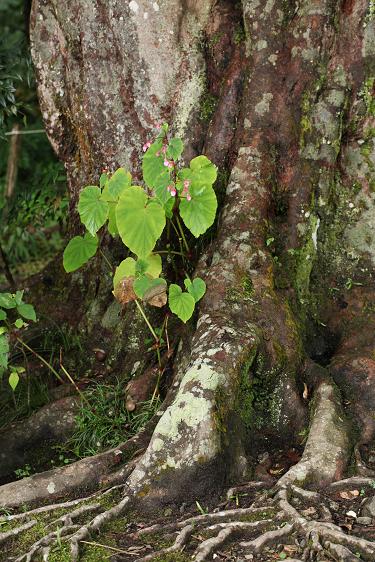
xmin=17 ymin=303 xmax=36 ymax=322
xmin=0 ymin=293 xmax=16 ymax=309
xmin=8 ymin=371 xmax=19 ymax=391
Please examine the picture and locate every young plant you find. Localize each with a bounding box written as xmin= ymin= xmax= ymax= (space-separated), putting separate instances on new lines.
xmin=63 ymin=124 xmax=218 ymax=339
xmin=0 ymin=290 xmax=36 ymax=390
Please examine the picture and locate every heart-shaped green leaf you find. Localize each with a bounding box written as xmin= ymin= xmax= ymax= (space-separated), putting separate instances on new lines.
xmin=8 ymin=371 xmax=19 ymax=391
xmin=15 ymin=318 xmax=24 ymax=328
xmin=108 ymin=202 xmax=118 ymax=236
xmin=179 ymin=184 xmax=217 ymax=237
xmin=116 ymin=186 xmax=165 ymax=258
xmin=17 ymin=304 xmax=36 ymax=322
xmin=63 ymin=233 xmax=98 ymax=272
xmin=167 ymin=138 xmax=183 ymax=161
xmin=135 ymin=254 xmax=162 ymax=278
xmin=113 ymin=254 xmax=162 ymax=291
xmin=102 ymin=168 xmax=132 ymax=202
xmin=168 ymin=284 xmax=195 ymax=323
xmin=78 ymin=186 xmax=109 ymax=235
xmin=0 ymin=310 xmax=6 ymax=321
xmin=190 ymin=155 xmax=217 ymax=184
xmin=184 ymin=277 xmax=206 ymax=303
xmin=113 ymin=258 xmax=136 ymax=289
xmin=134 ymin=276 xmax=166 ymax=301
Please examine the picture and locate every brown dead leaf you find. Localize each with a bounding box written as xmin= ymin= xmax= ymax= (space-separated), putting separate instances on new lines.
xmin=268 ymin=465 xmax=285 ymax=475
xmin=113 ymin=276 xmax=136 ymax=304
xmin=143 ymin=283 xmax=167 ymax=307
xmin=283 ymin=544 xmax=298 ymax=554
xmin=339 ymin=489 xmax=359 ymax=500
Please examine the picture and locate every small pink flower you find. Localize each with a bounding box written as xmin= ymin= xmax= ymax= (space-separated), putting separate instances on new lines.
xmin=164 ymin=159 xmax=169 ymax=167
xmin=156 ymin=122 xmax=162 ymax=129
xmin=186 ymin=193 xmax=192 ymax=201
xmin=183 ymin=180 xmax=190 ymax=189
xmin=142 ymin=141 xmax=151 ymax=152
xmin=170 ymin=188 xmax=177 ymax=197
xmin=167 ymin=184 xmax=173 ymax=192
xmin=168 ymin=161 xmax=174 ymax=169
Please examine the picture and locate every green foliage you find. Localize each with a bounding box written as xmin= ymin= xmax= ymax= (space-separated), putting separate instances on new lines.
xmin=168 ymin=284 xmax=196 ymax=323
xmin=63 ymin=125 xmax=218 ymax=325
xmin=60 ymin=381 xmax=161 ymax=458
xmin=116 ymin=186 xmax=166 ymax=257
xmin=0 ymin=0 xmax=68 ymax=283
xmin=0 ymin=290 xmax=36 ymax=390
xmin=0 ymin=0 xmax=34 ymax=135
xmin=78 ymin=186 xmax=109 ymax=235
xmin=63 ymin=233 xmax=98 ymax=273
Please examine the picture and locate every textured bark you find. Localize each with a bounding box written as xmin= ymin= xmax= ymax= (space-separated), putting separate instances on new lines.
xmin=17 ymin=0 xmax=375 ymax=513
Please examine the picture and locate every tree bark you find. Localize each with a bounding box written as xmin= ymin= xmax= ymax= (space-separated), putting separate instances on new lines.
xmin=17 ymin=0 xmax=374 ymax=513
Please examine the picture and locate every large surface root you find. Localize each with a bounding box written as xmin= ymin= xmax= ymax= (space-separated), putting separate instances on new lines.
xmin=278 ymin=372 xmax=351 ymax=489
xmin=0 ymin=395 xmax=80 ymax=479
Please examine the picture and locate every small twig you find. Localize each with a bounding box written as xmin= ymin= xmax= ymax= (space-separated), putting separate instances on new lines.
xmin=5 ymin=129 xmax=46 ymax=136
xmin=175 ymin=214 xmax=190 ymax=253
xmin=16 ymin=337 xmax=64 ymax=383
xmin=99 ymin=249 xmax=114 ymax=272
xmin=80 ymin=540 xmax=130 ymax=554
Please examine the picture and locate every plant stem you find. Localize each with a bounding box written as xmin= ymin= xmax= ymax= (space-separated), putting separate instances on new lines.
xmin=16 ymin=337 xmax=64 ymax=383
xmin=99 ymin=249 xmax=114 ymax=272
xmin=175 ymin=215 xmax=190 ymax=253
xmin=153 ymin=250 xmax=186 ymax=257
xmin=135 ymin=300 xmax=158 ymax=342
xmin=60 ymin=362 xmax=90 ymax=405
xmin=80 ymin=541 xmax=129 ymax=555
xmin=135 ymin=300 xmax=162 ymax=370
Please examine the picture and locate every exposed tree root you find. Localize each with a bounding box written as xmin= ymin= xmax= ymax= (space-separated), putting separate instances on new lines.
xmin=278 ymin=377 xmax=351 ymax=489
xmin=4 ymin=474 xmax=375 ymax=561
xmin=239 ymin=523 xmax=294 ymax=552
xmin=137 ymin=524 xmax=194 ymax=562
xmin=194 ymin=520 xmax=275 ymax=561
xmin=0 ymin=395 xmax=80 ymax=479
xmin=0 ymin=520 xmax=37 ymax=545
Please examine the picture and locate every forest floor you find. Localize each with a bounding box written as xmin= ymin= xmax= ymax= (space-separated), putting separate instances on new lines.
xmin=2 ymin=474 xmax=375 ymax=562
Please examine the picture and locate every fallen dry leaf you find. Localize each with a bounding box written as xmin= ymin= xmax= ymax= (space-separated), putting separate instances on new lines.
xmin=339 ymin=489 xmax=359 ymax=500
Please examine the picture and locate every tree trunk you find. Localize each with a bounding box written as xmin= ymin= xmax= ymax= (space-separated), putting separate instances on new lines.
xmin=3 ymin=0 xmax=374 ymax=535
